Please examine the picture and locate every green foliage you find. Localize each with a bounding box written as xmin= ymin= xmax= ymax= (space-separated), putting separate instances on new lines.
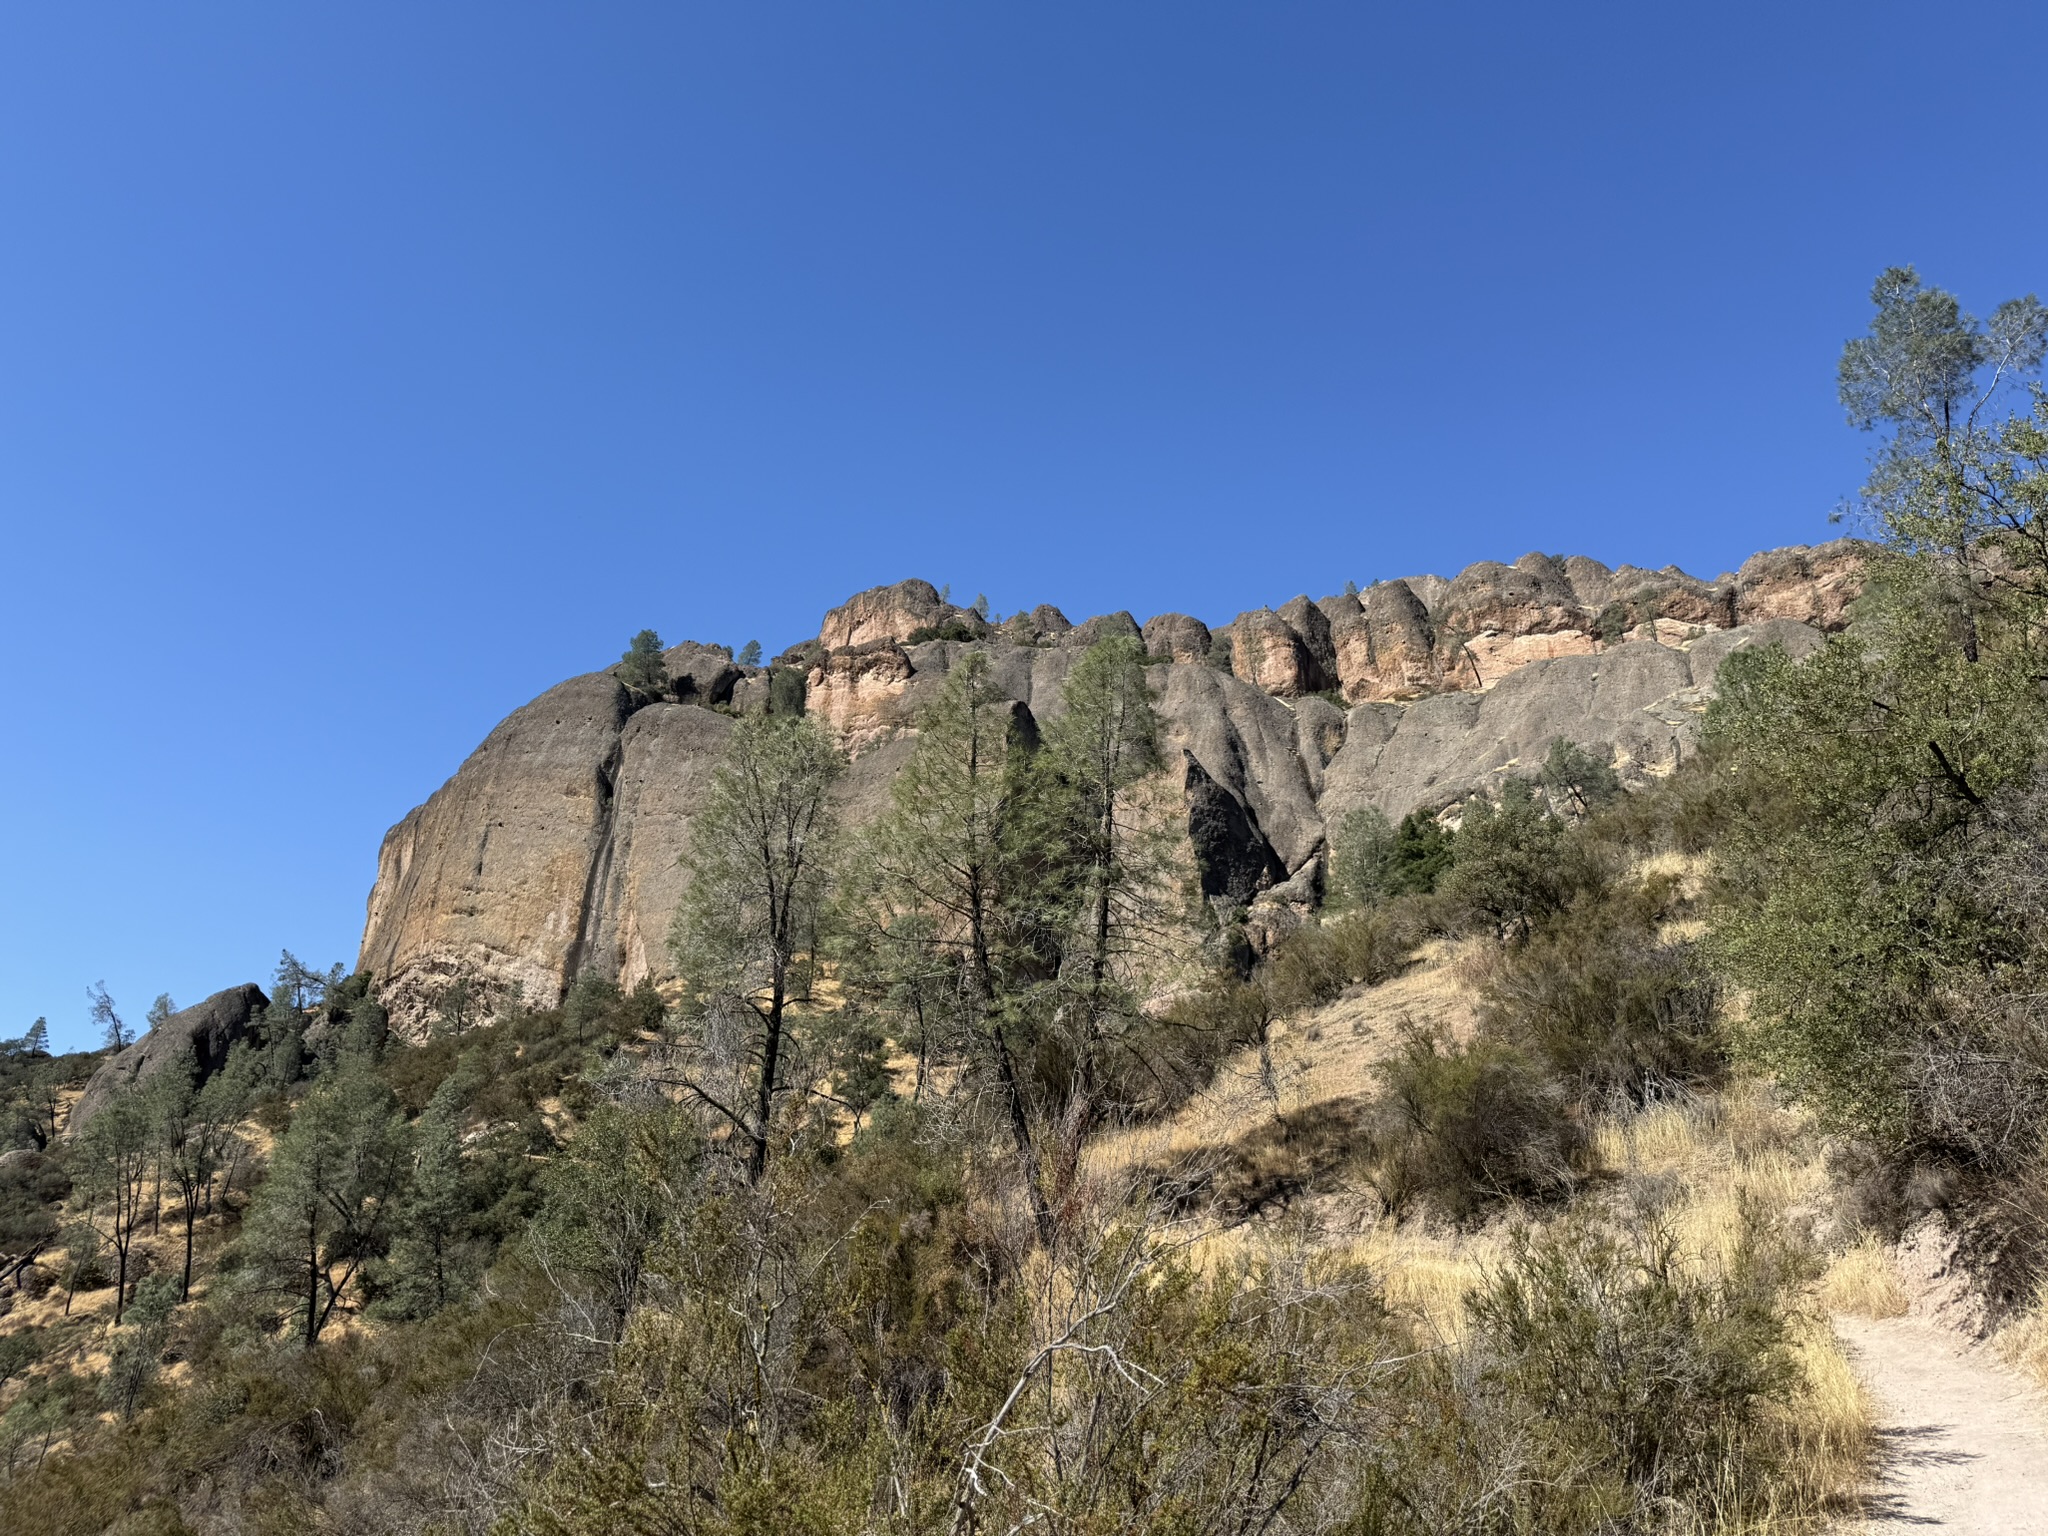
xmin=1442 ymin=778 xmax=1596 ymax=938
xmin=1457 ymin=1208 xmax=1813 ymax=1529
xmin=1541 ymin=736 xmax=1622 ymax=816
xmin=737 ymin=638 xmax=762 ymax=667
xmin=1707 ymin=628 xmax=2048 ymax=1144
xmin=766 ymin=661 xmax=808 ymax=715
xmin=618 ymin=628 xmax=668 ymax=695
xmin=672 ymin=711 xmax=844 ymax=1180
xmin=1329 ymin=806 xmax=1456 ymax=910
xmin=244 ymin=1057 xmax=410 ymax=1346
xmin=88 ymin=981 xmax=127 ymax=1051
xmin=904 ymin=615 xmax=983 ymax=644
xmin=1361 ymin=1027 xmax=1584 ymax=1220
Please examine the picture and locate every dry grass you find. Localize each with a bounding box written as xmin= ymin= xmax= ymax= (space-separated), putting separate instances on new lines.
xmin=1817 ymin=1235 xmax=1908 ymax=1320
xmin=1996 ymin=1279 xmax=2048 ymax=1391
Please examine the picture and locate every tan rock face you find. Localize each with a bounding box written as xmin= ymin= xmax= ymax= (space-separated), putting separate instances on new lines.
xmin=1736 ymin=539 xmax=1866 ymax=628
xmin=805 ymin=643 xmax=917 ymax=756
xmin=1328 ymin=580 xmax=1443 ymax=702
xmin=819 ymin=579 xmax=946 ymax=649
xmin=1232 ymin=608 xmax=1327 ymax=696
xmin=359 ymin=673 xmax=632 ymax=1033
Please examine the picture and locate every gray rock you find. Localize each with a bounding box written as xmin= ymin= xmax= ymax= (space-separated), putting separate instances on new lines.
xmin=1141 ymin=612 xmax=1211 ymax=664
xmin=1062 ymin=611 xmax=1143 ymax=648
xmin=71 ymin=984 xmax=269 ymax=1133
xmin=662 ymin=641 xmax=744 ymax=707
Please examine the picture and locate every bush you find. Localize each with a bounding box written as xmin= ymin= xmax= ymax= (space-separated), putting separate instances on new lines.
xmin=1478 ymin=912 xmax=1722 ymax=1107
xmin=1442 ymin=779 xmax=1598 ymax=938
xmin=1360 ymin=1028 xmax=1585 ymax=1221
xmin=1461 ymin=1209 xmax=1812 ymax=1524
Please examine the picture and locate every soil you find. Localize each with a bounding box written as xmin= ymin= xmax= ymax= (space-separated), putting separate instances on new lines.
xmin=1837 ymin=1314 xmax=2048 ymax=1533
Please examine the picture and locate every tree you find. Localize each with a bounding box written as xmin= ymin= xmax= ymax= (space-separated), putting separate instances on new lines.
xmin=73 ymin=1085 xmax=151 ymax=1322
xmin=23 ymin=1020 xmax=47 ymax=1057
xmin=145 ymin=994 xmax=176 ymax=1034
xmin=247 ymin=1058 xmax=411 ymax=1346
xmin=381 ymin=1077 xmax=472 ymax=1318
xmin=1329 ymin=807 xmax=1397 ymax=909
xmin=1541 ymin=737 xmax=1622 ymax=817
xmin=737 ymin=639 xmax=763 ymax=668
xmin=88 ymin=982 xmax=127 ymax=1051
xmin=1442 ymin=780 xmax=1587 ymax=940
xmin=670 ymin=712 xmax=844 ymax=1182
xmin=1033 ymin=637 xmax=1177 ymax=1143
xmin=154 ymin=1043 xmax=255 ymax=1299
xmin=619 ymin=628 xmax=668 ymax=695
xmin=102 ymin=1274 xmax=179 ymax=1419
xmin=1839 ymin=266 xmax=2048 ymax=657
xmin=767 ymin=664 xmax=807 ymax=716
xmin=850 ymin=651 xmax=1058 ymax=1241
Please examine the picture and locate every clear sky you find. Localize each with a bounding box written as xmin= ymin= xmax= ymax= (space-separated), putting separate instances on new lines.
xmin=5 ymin=4 xmax=2044 ymax=1049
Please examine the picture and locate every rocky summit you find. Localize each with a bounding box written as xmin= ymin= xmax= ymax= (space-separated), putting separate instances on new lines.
xmin=357 ymin=541 xmax=1862 ymax=1033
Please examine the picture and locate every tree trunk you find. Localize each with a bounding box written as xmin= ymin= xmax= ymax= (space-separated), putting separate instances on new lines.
xmin=305 ymin=1219 xmax=322 ymax=1349
xmin=747 ymin=971 xmax=786 ymax=1185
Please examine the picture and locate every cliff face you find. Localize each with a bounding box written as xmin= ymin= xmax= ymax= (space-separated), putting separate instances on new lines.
xmin=357 ymin=542 xmax=1863 ymax=1033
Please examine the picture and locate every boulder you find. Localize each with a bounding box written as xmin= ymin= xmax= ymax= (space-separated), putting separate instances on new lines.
xmin=819 ymin=579 xmax=946 ymax=650
xmin=806 ymin=642 xmax=918 ymax=755
xmin=1141 ymin=612 xmax=1212 ymax=664
xmin=1230 ymin=607 xmax=1328 ymax=697
xmin=661 ymin=641 xmax=744 ymax=707
xmin=1277 ymin=596 xmax=1338 ymax=686
xmin=70 ymin=984 xmax=269 ymax=1133
xmin=1329 ymin=580 xmax=1443 ymax=702
xmin=1061 ymin=611 xmax=1143 ymax=648
xmin=1004 ymin=604 xmax=1073 ymax=646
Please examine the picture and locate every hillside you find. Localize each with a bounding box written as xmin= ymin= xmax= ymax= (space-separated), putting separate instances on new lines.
xmin=358 ymin=542 xmax=1859 ymax=1034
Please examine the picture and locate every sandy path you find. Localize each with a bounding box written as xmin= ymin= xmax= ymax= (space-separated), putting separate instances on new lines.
xmin=1837 ymin=1315 xmax=2048 ymax=1533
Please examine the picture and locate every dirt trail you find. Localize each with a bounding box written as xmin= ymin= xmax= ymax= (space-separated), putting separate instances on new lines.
xmin=1837 ymin=1315 xmax=2048 ymax=1533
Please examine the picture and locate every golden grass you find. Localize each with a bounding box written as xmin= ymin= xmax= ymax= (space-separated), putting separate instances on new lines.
xmin=1817 ymin=1235 xmax=1908 ymax=1320
xmin=1996 ymin=1280 xmax=2048 ymax=1392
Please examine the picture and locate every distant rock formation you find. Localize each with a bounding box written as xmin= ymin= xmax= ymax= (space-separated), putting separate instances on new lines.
xmin=355 ymin=542 xmax=1865 ymax=1034
xmin=70 ymin=984 xmax=270 ymax=1133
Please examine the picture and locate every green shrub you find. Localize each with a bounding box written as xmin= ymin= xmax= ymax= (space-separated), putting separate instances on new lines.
xmin=1462 ymin=1209 xmax=1811 ymax=1524
xmin=1360 ymin=1027 xmax=1584 ymax=1220
xmin=1442 ymin=779 xmax=1598 ymax=939
xmin=1479 ymin=913 xmax=1722 ymax=1107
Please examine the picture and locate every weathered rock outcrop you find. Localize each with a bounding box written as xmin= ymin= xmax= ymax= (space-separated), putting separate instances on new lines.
xmin=1142 ymin=612 xmax=1212 ymax=664
xmin=71 ymin=985 xmax=269 ymax=1133
xmin=819 ymin=579 xmax=947 ymax=649
xmin=358 ymin=549 xmax=1864 ymax=1033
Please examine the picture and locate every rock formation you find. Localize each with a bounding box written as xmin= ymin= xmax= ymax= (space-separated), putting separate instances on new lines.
xmin=71 ymin=984 xmax=270 ymax=1132
xmin=356 ymin=542 xmax=1866 ymax=1034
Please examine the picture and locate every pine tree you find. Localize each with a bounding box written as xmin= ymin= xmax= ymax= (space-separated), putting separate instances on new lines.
xmin=851 ymin=651 xmax=1057 ymax=1242
xmin=670 ymin=712 xmax=844 ymax=1181
xmin=619 ymin=629 xmax=668 ymax=695
xmin=74 ymin=1086 xmax=151 ymax=1322
xmin=248 ymin=1059 xmax=410 ymax=1346
xmin=145 ymin=994 xmax=176 ymax=1033
xmin=384 ymin=1078 xmax=470 ymax=1317
xmin=737 ymin=639 xmax=762 ymax=668
xmin=88 ymin=983 xmax=127 ymax=1051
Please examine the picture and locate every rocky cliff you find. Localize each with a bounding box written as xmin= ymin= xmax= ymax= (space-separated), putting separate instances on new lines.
xmin=357 ymin=542 xmax=1862 ymax=1033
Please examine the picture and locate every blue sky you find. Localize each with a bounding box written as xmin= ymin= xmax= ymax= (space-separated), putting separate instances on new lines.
xmin=5 ymin=4 xmax=2045 ymax=1049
